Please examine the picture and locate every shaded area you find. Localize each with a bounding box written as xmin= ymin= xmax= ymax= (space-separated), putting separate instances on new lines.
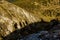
xmin=20 ymin=30 xmax=60 ymax=40
xmin=2 ymin=19 xmax=60 ymax=40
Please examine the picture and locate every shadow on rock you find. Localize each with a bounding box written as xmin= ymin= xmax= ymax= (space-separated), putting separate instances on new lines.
xmin=2 ymin=19 xmax=60 ymax=40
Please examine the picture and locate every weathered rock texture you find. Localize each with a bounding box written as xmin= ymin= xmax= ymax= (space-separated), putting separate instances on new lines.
xmin=12 ymin=0 xmax=60 ymax=21
xmin=0 ymin=0 xmax=60 ymax=40
xmin=0 ymin=1 xmax=41 ymax=39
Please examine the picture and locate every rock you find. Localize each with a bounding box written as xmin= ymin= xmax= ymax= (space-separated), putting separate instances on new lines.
xmin=0 ymin=0 xmax=41 ymax=38
xmin=0 ymin=0 xmax=60 ymax=40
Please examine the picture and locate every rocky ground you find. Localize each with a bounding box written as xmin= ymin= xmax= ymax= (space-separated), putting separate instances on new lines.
xmin=3 ymin=19 xmax=60 ymax=40
xmin=8 ymin=0 xmax=60 ymax=21
xmin=0 ymin=0 xmax=60 ymax=40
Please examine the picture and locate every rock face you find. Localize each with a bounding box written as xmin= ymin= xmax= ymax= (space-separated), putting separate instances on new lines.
xmin=3 ymin=19 xmax=60 ymax=40
xmin=0 ymin=0 xmax=60 ymax=40
xmin=0 ymin=1 xmax=41 ymax=38
xmin=11 ymin=0 xmax=60 ymax=21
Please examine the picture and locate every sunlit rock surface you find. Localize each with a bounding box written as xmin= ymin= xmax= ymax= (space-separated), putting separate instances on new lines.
xmin=0 ymin=1 xmax=41 ymax=38
xmin=0 ymin=0 xmax=60 ymax=40
xmin=10 ymin=0 xmax=60 ymax=21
